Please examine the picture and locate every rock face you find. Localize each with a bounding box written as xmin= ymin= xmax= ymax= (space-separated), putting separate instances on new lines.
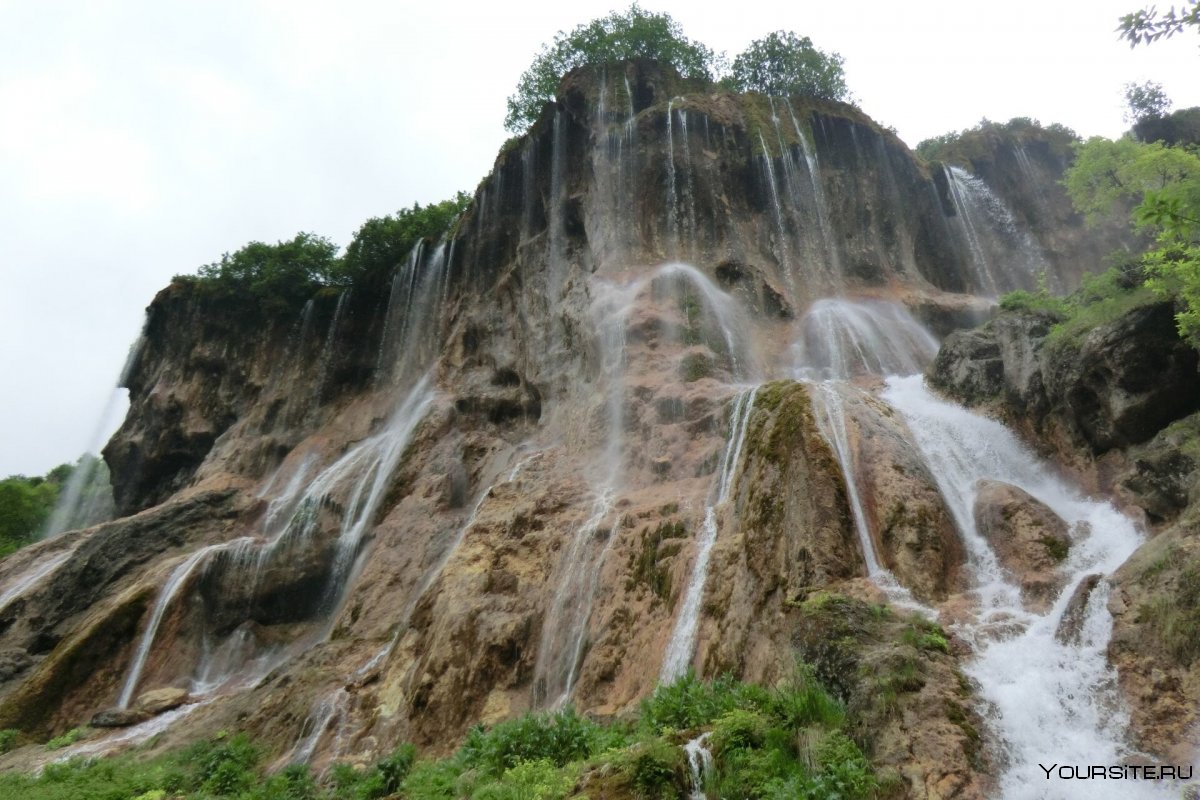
xmin=930 ymin=302 xmax=1200 ymax=457
xmin=0 ymin=59 xmax=1142 ymax=793
xmin=973 ymin=481 xmax=1070 ymax=611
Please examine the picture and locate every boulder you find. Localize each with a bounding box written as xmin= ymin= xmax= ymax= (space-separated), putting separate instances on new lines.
xmin=973 ymin=481 xmax=1071 ymax=611
xmin=134 ymin=687 xmax=190 ymax=715
xmin=91 ymin=708 xmax=151 ymax=727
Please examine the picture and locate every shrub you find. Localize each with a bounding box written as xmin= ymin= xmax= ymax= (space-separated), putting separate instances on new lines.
xmin=460 ymin=708 xmax=601 ymax=776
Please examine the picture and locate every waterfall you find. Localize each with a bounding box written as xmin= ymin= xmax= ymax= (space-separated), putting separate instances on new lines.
xmin=313 ymin=290 xmax=349 ymax=403
xmin=535 ymin=263 xmax=751 ymax=706
xmin=793 ymin=298 xmax=939 ymax=380
xmin=121 ymin=376 xmax=435 ymax=706
xmin=792 ymin=296 xmax=940 ymax=609
xmin=532 ymin=489 xmax=617 ymax=708
xmin=882 ymin=375 xmax=1162 ymax=800
xmin=660 ymin=387 xmax=758 ymax=681
xmin=944 ymin=166 xmax=1050 ymax=296
xmin=683 ymin=733 xmax=714 ymax=800
xmin=666 ymin=99 xmax=680 ymax=258
xmin=0 ymin=550 xmax=73 ymax=613
xmin=786 ymin=100 xmax=839 ymax=276
xmin=757 ymin=133 xmax=792 ymax=285
xmin=117 ymin=540 xmax=252 ymax=709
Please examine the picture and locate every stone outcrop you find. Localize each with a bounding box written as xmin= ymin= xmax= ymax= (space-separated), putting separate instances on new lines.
xmin=930 ymin=301 xmax=1200 ymax=458
xmin=973 ymin=481 xmax=1070 ymax=611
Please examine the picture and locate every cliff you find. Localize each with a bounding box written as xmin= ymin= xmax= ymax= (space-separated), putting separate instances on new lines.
xmin=0 ymin=60 xmax=1171 ymax=797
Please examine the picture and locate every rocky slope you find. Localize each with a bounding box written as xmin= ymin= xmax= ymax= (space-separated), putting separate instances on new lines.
xmin=0 ymin=59 xmax=1169 ymax=797
xmin=930 ymin=298 xmax=1200 ymax=764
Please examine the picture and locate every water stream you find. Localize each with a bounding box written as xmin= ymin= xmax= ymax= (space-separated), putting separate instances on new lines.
xmin=660 ymin=387 xmax=758 ymax=681
xmin=882 ymin=375 xmax=1165 ymax=799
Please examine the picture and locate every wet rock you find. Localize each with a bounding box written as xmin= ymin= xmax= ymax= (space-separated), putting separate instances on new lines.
xmin=1055 ymin=574 xmax=1102 ymax=645
xmin=134 ymin=687 xmax=190 ymax=715
xmin=91 ymin=708 xmax=151 ymax=727
xmin=1118 ymin=412 xmax=1200 ymax=523
xmin=1044 ymin=302 xmax=1200 ymax=452
xmin=973 ymin=481 xmax=1070 ymax=611
xmin=928 ymin=329 xmax=1004 ymax=404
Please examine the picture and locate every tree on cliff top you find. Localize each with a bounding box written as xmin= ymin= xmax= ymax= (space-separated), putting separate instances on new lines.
xmin=724 ymin=31 xmax=848 ymax=101
xmin=504 ymin=4 xmax=718 ymax=133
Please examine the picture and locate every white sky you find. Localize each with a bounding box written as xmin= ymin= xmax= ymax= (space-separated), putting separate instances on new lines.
xmin=1 ymin=0 xmax=1196 ymax=477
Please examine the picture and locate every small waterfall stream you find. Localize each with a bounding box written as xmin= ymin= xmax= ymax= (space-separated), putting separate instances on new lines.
xmin=660 ymin=386 xmax=758 ymax=681
xmin=683 ymin=732 xmax=714 ymax=800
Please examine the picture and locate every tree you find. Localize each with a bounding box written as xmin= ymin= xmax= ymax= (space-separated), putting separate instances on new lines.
xmin=1118 ymin=1 xmax=1200 ymax=46
xmin=336 ymin=193 xmax=471 ymax=285
xmin=197 ymin=232 xmax=339 ymax=310
xmin=725 ymin=31 xmax=848 ymax=101
xmin=1064 ymin=135 xmax=1200 ymax=344
xmin=505 ymin=4 xmax=718 ymax=133
xmin=1124 ymin=80 xmax=1172 ymax=124
xmin=1064 ymin=136 xmax=1200 ymax=223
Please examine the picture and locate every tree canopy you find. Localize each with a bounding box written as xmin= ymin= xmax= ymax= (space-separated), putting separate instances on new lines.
xmin=337 ymin=193 xmax=471 ymax=285
xmin=505 ymin=4 xmax=719 ymax=133
xmin=1124 ymin=80 xmax=1172 ymax=124
xmin=1064 ymin=135 xmax=1200 ymax=344
xmin=724 ymin=31 xmax=848 ymax=101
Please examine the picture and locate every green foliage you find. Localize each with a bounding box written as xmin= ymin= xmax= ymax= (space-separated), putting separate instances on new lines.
xmin=400 ymin=758 xmax=463 ymax=800
xmin=1124 ymin=80 xmax=1172 ymax=124
xmin=195 ymin=232 xmax=340 ymax=311
xmin=337 ymin=194 xmax=470 ymax=286
xmin=1137 ymin=564 xmax=1200 ymax=664
xmin=45 ymin=727 xmax=87 ymax=750
xmin=0 ymin=475 xmax=57 ymax=556
xmin=1064 ymin=136 xmax=1200 ymax=225
xmin=1063 ymin=134 xmax=1200 ymax=345
xmin=724 ymin=31 xmax=848 ymax=101
xmin=0 ymin=728 xmax=19 ymax=754
xmin=505 ymin=3 xmax=718 ymax=133
xmin=460 ymin=707 xmax=602 ymax=776
xmin=190 ymin=733 xmax=260 ymax=795
xmin=1118 ymin=1 xmax=1200 ymax=47
xmin=470 ymin=758 xmax=575 ymax=800
xmin=916 ymin=117 xmax=1078 ymax=164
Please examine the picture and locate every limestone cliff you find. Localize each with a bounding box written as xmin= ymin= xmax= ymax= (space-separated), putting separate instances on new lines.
xmin=0 ymin=60 xmax=1155 ymax=797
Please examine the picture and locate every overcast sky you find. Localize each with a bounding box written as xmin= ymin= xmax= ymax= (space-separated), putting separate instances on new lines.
xmin=1 ymin=0 xmax=1196 ymax=477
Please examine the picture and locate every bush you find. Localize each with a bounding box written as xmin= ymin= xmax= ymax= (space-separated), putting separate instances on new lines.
xmin=336 ymin=194 xmax=470 ymax=286
xmin=460 ymin=708 xmax=601 ymax=776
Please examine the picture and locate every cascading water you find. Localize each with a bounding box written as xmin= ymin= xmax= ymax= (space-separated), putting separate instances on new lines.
xmin=794 ymin=297 xmax=940 ymax=610
xmin=535 ymin=263 xmax=751 ymax=706
xmin=944 ymin=166 xmax=1051 ymax=296
xmin=660 ymin=386 xmax=758 ymax=681
xmin=793 ymin=297 xmax=939 ymax=381
xmin=117 ymin=540 xmax=253 ymax=709
xmin=0 ymin=550 xmax=73 ymax=613
xmin=684 ymin=733 xmax=714 ymax=800
xmin=882 ymin=375 xmax=1170 ymax=800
